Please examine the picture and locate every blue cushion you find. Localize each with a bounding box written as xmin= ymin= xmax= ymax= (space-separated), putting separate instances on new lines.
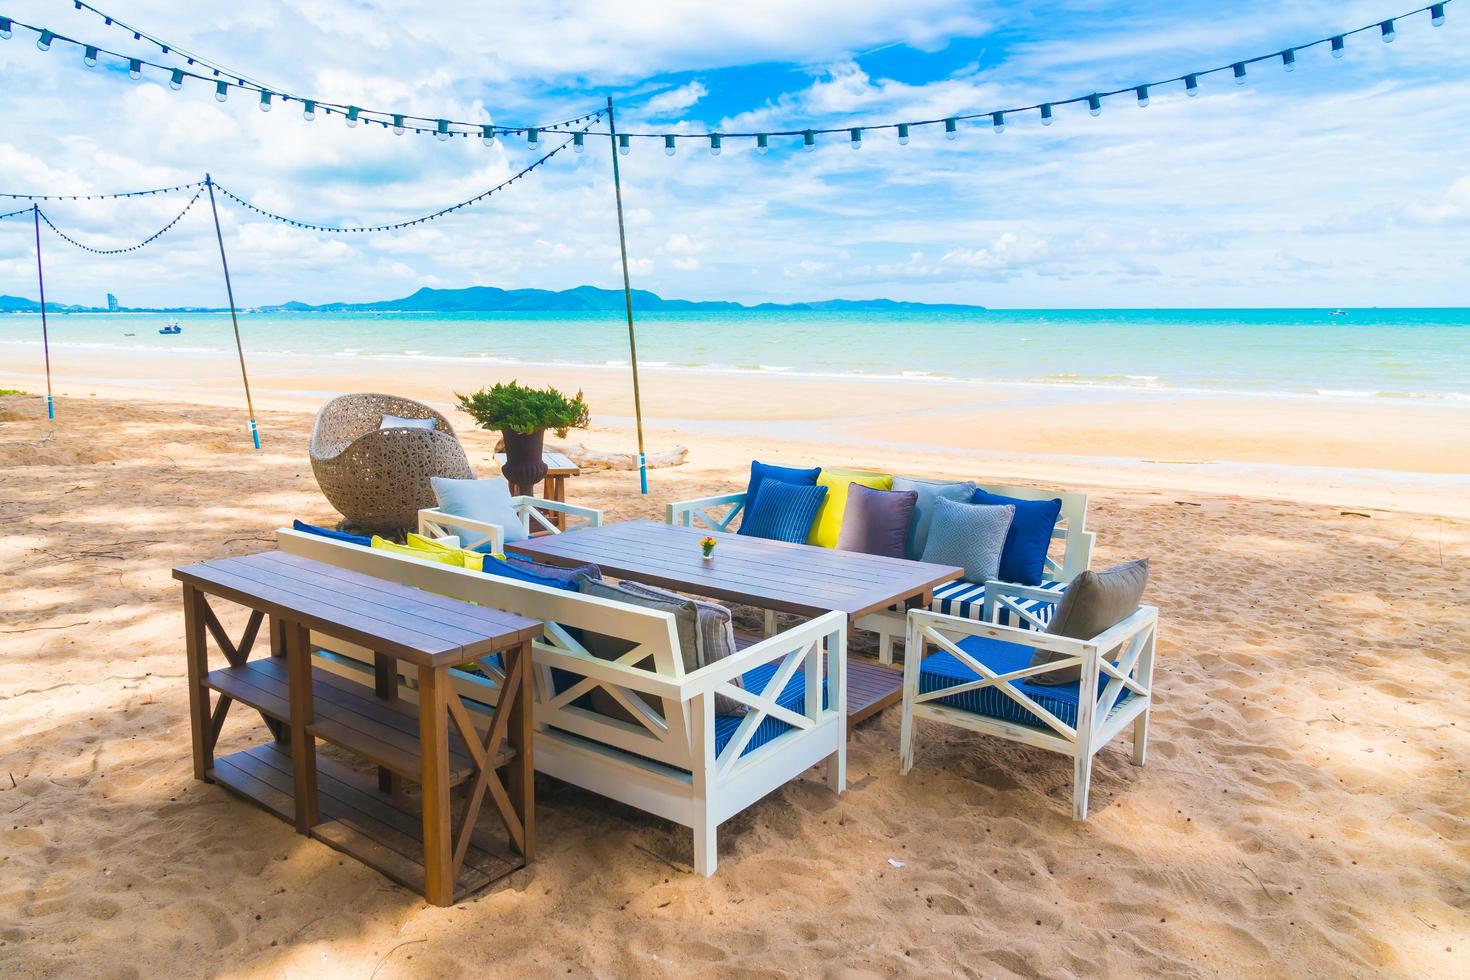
xmin=740 ymin=461 xmax=820 ymax=535
xmin=292 ymin=519 xmax=370 ymax=547
xmin=919 ymin=635 xmax=1129 ymax=731
xmin=930 ymin=578 xmax=1067 ymax=626
xmin=740 ymin=480 xmax=828 ymax=544
xmin=431 ymin=476 xmax=527 ymax=546
xmin=481 ymin=555 xmax=593 ymax=591
xmin=971 ymin=490 xmax=1063 ymax=586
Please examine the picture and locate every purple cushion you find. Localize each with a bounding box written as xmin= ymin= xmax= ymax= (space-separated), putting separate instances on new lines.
xmin=836 ymin=483 xmax=918 ymax=558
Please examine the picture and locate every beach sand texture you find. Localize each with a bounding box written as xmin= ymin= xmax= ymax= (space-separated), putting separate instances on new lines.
xmin=2 ymin=393 xmax=1468 ymax=978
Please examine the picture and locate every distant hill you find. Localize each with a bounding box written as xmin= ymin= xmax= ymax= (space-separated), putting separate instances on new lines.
xmin=0 ymin=285 xmax=985 ymax=315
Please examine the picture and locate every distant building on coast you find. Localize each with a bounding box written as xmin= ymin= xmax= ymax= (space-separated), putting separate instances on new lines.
xmin=106 ymin=293 xmax=119 ymax=312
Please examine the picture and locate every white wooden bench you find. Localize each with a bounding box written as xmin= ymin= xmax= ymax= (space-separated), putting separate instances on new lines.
xmin=275 ymin=526 xmax=847 ymax=875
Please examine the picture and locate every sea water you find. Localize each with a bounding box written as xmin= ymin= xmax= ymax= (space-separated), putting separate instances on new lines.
xmin=2 ymin=307 xmax=1467 ymax=402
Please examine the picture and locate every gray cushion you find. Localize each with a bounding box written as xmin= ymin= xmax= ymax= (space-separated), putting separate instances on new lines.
xmin=920 ymin=497 xmax=1014 ymax=584
xmin=892 ymin=478 xmax=977 ymax=560
xmin=1030 ymin=559 xmax=1150 ymax=685
xmin=836 ymin=483 xmax=918 ymax=558
xmin=578 ymin=579 xmax=746 ymax=716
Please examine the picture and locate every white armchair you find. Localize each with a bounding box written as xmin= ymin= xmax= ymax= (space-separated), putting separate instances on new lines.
xmin=418 ymin=496 xmax=602 ymax=553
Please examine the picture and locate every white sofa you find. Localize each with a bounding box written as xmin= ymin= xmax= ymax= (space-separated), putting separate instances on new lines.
xmin=275 ymin=524 xmax=847 ymax=876
xmin=668 ymin=476 xmax=1095 ymax=662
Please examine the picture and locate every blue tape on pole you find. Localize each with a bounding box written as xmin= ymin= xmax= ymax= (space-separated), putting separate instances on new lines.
xmin=638 ymin=452 xmax=648 ymax=494
xmin=45 ymin=395 xmax=54 ymax=419
xmin=249 ymin=418 xmax=261 ymax=449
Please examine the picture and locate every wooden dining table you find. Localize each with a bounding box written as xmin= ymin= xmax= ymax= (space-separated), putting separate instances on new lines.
xmin=507 ymin=520 xmax=962 ymax=726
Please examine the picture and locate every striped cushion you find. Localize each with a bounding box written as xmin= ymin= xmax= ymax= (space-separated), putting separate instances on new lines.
xmin=930 ymin=579 xmax=1067 ymax=626
xmin=918 ymin=635 xmax=1130 ymax=731
xmin=740 ymin=480 xmax=828 ymax=544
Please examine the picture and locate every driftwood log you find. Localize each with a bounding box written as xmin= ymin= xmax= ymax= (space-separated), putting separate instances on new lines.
xmin=563 ymin=443 xmax=688 ymax=471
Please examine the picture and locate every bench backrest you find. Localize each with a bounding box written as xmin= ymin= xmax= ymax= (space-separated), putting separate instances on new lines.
xmin=906 ymin=477 xmax=1093 ymax=583
xmin=276 ymin=527 xmax=711 ymax=769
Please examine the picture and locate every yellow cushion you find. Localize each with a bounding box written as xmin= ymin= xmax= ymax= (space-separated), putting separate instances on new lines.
xmin=808 ymin=469 xmax=893 ymax=547
xmin=370 ymin=534 xmax=484 ymax=572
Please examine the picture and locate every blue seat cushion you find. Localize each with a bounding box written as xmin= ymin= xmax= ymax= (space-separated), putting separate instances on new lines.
xmin=292 ymin=519 xmax=371 ymax=547
xmin=930 ymin=579 xmax=1067 ymax=626
xmin=919 ymin=635 xmax=1129 ymax=731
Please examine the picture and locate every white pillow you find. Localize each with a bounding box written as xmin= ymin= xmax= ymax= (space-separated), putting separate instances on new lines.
xmin=430 ymin=476 xmax=528 ymax=546
xmin=379 ymin=414 xmax=438 ymax=430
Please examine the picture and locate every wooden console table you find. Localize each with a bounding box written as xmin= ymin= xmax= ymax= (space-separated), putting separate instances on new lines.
xmin=174 ymin=550 xmax=541 ymax=906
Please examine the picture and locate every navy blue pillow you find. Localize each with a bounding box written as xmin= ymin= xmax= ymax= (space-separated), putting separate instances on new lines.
xmin=741 ymin=480 xmax=828 ymax=544
xmin=482 ymin=555 xmax=597 ymax=591
xmin=970 ymin=490 xmax=1062 ymax=585
xmin=740 ymin=461 xmax=820 ymax=536
xmin=292 ymin=519 xmax=371 ymax=547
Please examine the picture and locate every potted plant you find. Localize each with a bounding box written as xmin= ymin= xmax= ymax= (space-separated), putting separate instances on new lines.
xmin=456 ymin=381 xmax=590 ymax=494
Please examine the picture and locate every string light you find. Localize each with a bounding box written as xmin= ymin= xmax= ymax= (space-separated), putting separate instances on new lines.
xmin=1381 ymin=18 xmax=1397 ymax=40
xmin=850 ymin=127 xmax=862 ymax=149
xmin=259 ymin=90 xmax=272 ymax=112
xmin=664 ymin=134 xmax=676 ymax=156
xmin=709 ymin=133 xmax=721 ymax=156
xmin=436 ymin=119 xmax=449 ymax=141
xmin=944 ymin=117 xmax=958 ymax=139
xmin=618 ymin=133 xmax=630 ymax=155
xmin=36 ymin=187 xmax=204 ymax=254
xmin=572 ymin=131 xmax=584 ymax=152
xmin=897 ymin=123 xmax=910 ymax=145
xmin=1040 ymin=103 xmax=1053 ymax=125
xmin=127 ymin=57 xmax=141 ymax=79
xmin=756 ymin=133 xmax=769 ymax=154
xmin=803 ymin=129 xmax=816 ymax=151
xmin=346 ymin=106 xmax=360 ymax=127
xmin=527 ymin=127 xmax=539 ymax=145
xmin=1282 ymin=49 xmax=1297 ymax=71
xmin=0 ymin=17 xmax=12 ymax=39
xmin=1431 ymin=3 xmax=1447 ymax=24
xmin=1088 ymin=93 xmax=1102 ymax=116
xmin=215 ymin=80 xmax=228 ymax=102
xmin=483 ymin=124 xmax=495 ymax=146
xmin=37 ymin=29 xmax=53 ymax=51
xmin=303 ymin=99 xmax=316 ymax=121
xmin=1185 ymin=73 xmax=1200 ymax=96
xmin=992 ymin=111 xmax=1005 ymax=132
xmin=168 ymin=67 xmax=184 ymax=88
xmin=1233 ymin=62 xmax=1248 ymax=83
xmin=1332 ymin=35 xmax=1346 ymax=57
xmin=1135 ymin=85 xmax=1149 ymax=107
xmin=1 ymin=181 xmax=205 ymax=201
xmin=84 ymin=45 xmax=98 ymax=67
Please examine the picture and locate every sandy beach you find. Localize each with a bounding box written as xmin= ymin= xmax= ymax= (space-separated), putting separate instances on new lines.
xmin=2 ymin=358 xmax=1468 ymax=977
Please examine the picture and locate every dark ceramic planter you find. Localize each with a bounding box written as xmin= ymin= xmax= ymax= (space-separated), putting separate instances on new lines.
xmin=500 ymin=429 xmax=548 ymax=495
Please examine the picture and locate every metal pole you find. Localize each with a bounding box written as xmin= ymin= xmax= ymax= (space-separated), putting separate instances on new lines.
xmin=32 ymin=205 xmax=54 ymax=419
xmin=204 ymin=174 xmax=261 ymax=449
xmin=605 ymin=97 xmax=649 ymax=494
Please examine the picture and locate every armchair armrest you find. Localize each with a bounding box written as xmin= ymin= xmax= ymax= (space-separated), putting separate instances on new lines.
xmin=510 ymin=496 xmax=602 ymax=535
xmin=417 ymin=508 xmax=502 ymax=554
xmin=981 ymin=579 xmax=1066 ymax=631
xmin=666 ymin=492 xmax=747 ymax=532
xmin=681 ymin=611 xmax=846 ymax=697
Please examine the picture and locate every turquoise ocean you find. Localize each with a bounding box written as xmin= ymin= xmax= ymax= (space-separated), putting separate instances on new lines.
xmin=2 ymin=307 xmax=1468 ymax=402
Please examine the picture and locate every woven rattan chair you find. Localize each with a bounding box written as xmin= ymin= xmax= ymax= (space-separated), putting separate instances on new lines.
xmin=309 ymin=393 xmax=474 ymax=533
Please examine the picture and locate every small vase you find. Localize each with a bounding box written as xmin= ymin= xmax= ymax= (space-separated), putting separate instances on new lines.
xmin=701 ymin=552 xmax=715 ymax=561
xmin=500 ymin=429 xmax=548 ymax=496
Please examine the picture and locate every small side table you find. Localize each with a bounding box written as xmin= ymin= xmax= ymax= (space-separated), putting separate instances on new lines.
xmin=174 ymin=550 xmax=542 ymax=906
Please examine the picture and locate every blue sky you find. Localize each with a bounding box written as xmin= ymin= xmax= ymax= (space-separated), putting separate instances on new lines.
xmin=1 ymin=0 xmax=1467 ymax=307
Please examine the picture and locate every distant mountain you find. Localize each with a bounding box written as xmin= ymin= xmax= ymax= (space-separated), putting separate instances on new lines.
xmin=0 ymin=285 xmax=986 ymax=314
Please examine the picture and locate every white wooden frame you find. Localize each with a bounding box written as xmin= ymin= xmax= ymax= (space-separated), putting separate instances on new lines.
xmin=275 ymin=526 xmax=846 ymax=875
xmin=418 ymin=495 xmax=602 ymax=554
xmin=898 ymin=603 xmax=1157 ymax=820
xmin=667 ymin=477 xmax=1097 ymax=664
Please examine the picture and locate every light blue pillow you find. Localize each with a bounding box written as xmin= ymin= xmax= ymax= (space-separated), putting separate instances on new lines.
xmin=920 ymin=497 xmax=1015 ymax=584
xmin=430 ymin=476 xmax=527 ymax=545
xmin=892 ymin=478 xmax=977 ymax=561
xmin=379 ymin=414 xmax=438 ymax=430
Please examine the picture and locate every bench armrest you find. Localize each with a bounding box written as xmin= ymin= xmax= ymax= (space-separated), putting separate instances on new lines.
xmin=666 ymin=492 xmax=747 ymax=532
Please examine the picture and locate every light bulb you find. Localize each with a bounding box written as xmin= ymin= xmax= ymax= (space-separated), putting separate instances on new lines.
xmin=944 ymin=118 xmax=958 ymax=140
xmin=303 ymin=100 xmax=316 ymax=121
xmin=803 ymin=130 xmax=816 ymax=151
xmin=664 ymin=135 xmax=676 ymax=156
xmin=1331 ymin=35 xmax=1345 ymax=57
xmin=482 ymin=125 xmax=495 ymax=146
xmin=1282 ymin=49 xmax=1296 ymax=71
xmin=436 ymin=120 xmax=450 ymax=141
xmin=897 ymin=123 xmax=910 ymax=145
xmin=1431 ymin=4 xmax=1446 ymax=27
xmin=393 ymin=114 xmax=405 ymax=135
xmin=709 ymin=134 xmax=721 ymax=156
xmin=1233 ymin=62 xmax=1247 ymax=84
xmin=1380 ymin=19 xmax=1395 ymax=42
xmin=527 ymin=127 xmax=538 ymax=145
xmin=1135 ymin=85 xmax=1149 ymax=107
xmin=129 ymin=59 xmax=142 ymax=80
xmin=572 ymin=131 xmax=584 ymax=153
xmin=37 ymin=30 xmax=53 ymax=51
xmin=259 ymin=91 xmax=272 ymax=112
xmin=850 ymin=127 xmax=862 ymax=149
xmin=168 ymin=68 xmax=185 ymax=88
xmin=1040 ymin=103 xmax=1053 ymax=125
xmin=85 ymin=46 xmax=99 ymax=68
xmin=756 ymin=134 xmax=769 ymax=154
xmin=215 ymin=80 xmax=228 ymax=102
xmin=346 ymin=106 xmax=360 ymax=127
xmin=1088 ymin=94 xmax=1102 ymax=116
xmin=0 ymin=17 xmax=12 ymax=39
xmin=618 ymin=134 xmax=630 ymax=155
xmin=1185 ymin=73 xmax=1199 ymax=96
xmin=992 ymin=111 xmax=1004 ymax=132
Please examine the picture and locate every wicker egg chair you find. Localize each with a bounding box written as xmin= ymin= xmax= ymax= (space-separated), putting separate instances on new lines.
xmin=309 ymin=393 xmax=474 ymax=533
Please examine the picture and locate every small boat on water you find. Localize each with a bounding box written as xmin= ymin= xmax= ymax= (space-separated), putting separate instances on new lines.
xmin=1330 ymin=309 xmax=1348 ymax=316
xmin=159 ymin=321 xmax=182 ymax=335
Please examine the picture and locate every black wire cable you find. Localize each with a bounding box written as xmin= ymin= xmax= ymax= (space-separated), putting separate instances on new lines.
xmin=36 ymin=186 xmax=204 ymax=253
xmin=0 ymin=206 xmax=32 ymax=219
xmin=0 ymin=180 xmax=205 ymax=202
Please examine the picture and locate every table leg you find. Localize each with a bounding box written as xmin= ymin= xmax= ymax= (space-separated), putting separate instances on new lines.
xmin=284 ymin=620 xmax=319 ymax=833
xmin=374 ymin=652 xmax=400 ymax=795
xmin=182 ymin=584 xmax=212 ymax=782
xmin=264 ymin=616 xmax=288 ymax=744
xmin=417 ymin=665 xmax=454 ymax=906
xmin=507 ymin=639 xmax=535 ymax=860
xmin=547 ymin=475 xmax=565 ymax=530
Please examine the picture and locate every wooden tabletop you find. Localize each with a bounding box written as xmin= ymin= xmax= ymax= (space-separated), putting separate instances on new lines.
xmin=173 ymin=550 xmax=541 ymax=667
xmin=506 ymin=520 xmax=962 ymax=620
xmin=493 ymin=451 xmax=580 ymax=476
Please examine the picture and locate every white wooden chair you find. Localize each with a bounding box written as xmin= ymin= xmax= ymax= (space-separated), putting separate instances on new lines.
xmin=898 ymin=588 xmax=1157 ymax=820
xmin=668 ymin=476 xmax=1096 ymax=661
xmin=275 ymin=527 xmax=847 ymax=875
xmin=418 ymin=495 xmax=601 ymax=553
